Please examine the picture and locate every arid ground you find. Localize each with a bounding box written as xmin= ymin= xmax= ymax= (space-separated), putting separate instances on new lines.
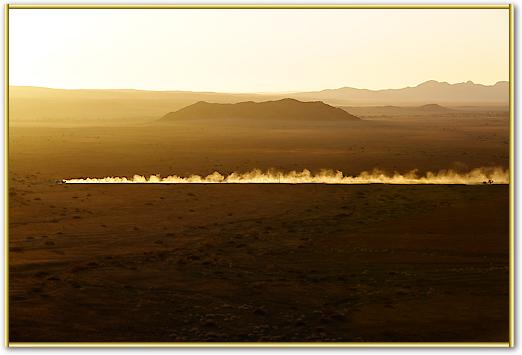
xmin=8 ymin=111 xmax=510 ymax=342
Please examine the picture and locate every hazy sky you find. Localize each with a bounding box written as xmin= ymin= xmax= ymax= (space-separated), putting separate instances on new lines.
xmin=9 ymin=8 xmax=509 ymax=92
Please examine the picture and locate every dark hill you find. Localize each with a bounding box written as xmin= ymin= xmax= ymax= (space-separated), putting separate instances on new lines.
xmin=340 ymin=103 xmax=456 ymax=117
xmin=159 ymin=98 xmax=360 ymax=122
xmin=417 ymin=103 xmax=454 ymax=111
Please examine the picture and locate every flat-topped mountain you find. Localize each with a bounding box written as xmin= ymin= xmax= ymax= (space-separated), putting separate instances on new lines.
xmin=417 ymin=103 xmax=453 ymax=111
xmin=159 ymin=98 xmax=360 ymax=122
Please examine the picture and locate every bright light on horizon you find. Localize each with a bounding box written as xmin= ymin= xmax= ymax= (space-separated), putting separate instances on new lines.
xmin=9 ymin=9 xmax=509 ymax=93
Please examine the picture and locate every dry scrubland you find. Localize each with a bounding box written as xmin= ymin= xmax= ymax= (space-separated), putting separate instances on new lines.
xmin=8 ymin=105 xmax=510 ymax=342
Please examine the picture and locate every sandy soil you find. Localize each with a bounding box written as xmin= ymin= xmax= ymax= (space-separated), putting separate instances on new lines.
xmin=8 ymin=114 xmax=510 ymax=342
xmin=9 ymin=116 xmax=509 ymax=177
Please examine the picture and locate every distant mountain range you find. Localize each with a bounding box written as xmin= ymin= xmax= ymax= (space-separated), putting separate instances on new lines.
xmin=290 ymin=80 xmax=508 ymax=106
xmin=9 ymin=80 xmax=508 ymax=124
xmin=160 ymin=98 xmax=359 ymax=122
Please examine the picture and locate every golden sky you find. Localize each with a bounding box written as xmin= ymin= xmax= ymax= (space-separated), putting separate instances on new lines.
xmin=9 ymin=8 xmax=509 ymax=92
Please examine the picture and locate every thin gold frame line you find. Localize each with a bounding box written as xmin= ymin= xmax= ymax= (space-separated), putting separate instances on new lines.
xmin=4 ymin=3 xmax=8 ymax=348
xmin=7 ymin=4 xmax=511 ymax=9
xmin=4 ymin=3 xmax=514 ymax=348
xmin=8 ymin=342 xmax=512 ymax=348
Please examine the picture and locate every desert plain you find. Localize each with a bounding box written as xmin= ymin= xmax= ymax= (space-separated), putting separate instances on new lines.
xmin=8 ymin=87 xmax=510 ymax=342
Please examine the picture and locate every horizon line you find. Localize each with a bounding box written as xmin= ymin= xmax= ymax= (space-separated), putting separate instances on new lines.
xmin=8 ymin=79 xmax=508 ymax=95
